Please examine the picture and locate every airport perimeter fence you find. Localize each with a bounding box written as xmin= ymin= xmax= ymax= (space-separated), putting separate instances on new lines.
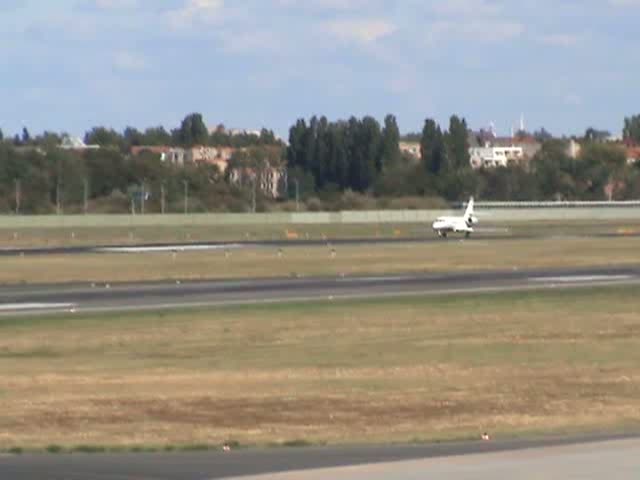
xmin=0 ymin=203 xmax=639 ymax=229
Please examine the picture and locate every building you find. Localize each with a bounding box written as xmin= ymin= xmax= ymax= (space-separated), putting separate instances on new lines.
xmin=566 ymin=138 xmax=582 ymax=159
xmin=625 ymin=145 xmax=640 ymax=164
xmin=399 ymin=141 xmax=421 ymax=160
xmin=185 ymin=146 xmax=235 ymax=172
xmin=229 ymin=164 xmax=285 ymax=198
xmin=59 ymin=136 xmax=100 ymax=151
xmin=131 ymin=146 xmax=186 ymax=166
xmin=228 ymin=128 xmax=262 ymax=137
xmin=468 ymin=130 xmax=541 ymax=168
xmin=490 ymin=136 xmax=541 ymax=159
xmin=469 ymin=145 xmax=525 ymax=169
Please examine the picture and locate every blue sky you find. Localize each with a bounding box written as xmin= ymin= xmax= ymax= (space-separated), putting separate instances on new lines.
xmin=1 ymin=0 xmax=638 ymax=139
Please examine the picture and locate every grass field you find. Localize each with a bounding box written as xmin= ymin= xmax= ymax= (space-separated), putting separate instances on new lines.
xmin=1 ymin=219 xmax=639 ymax=249
xmin=1 ymin=223 xmax=423 ymax=248
xmin=1 ymin=236 xmax=639 ymax=285
xmin=1 ymin=286 xmax=639 ymax=450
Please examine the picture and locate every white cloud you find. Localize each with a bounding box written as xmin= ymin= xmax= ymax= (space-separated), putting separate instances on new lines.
xmin=93 ymin=0 xmax=138 ymax=9
xmin=430 ymin=0 xmax=503 ymax=17
xmin=221 ymin=30 xmax=282 ymax=54
xmin=564 ymin=93 xmax=583 ymax=106
xmin=276 ymin=0 xmax=370 ymax=10
xmin=323 ymin=19 xmax=396 ymax=44
xmin=427 ymin=19 xmax=524 ymax=44
xmin=167 ymin=0 xmax=225 ymax=29
xmin=113 ymin=51 xmax=148 ymax=72
xmin=538 ymin=33 xmax=582 ymax=47
xmin=609 ymin=0 xmax=640 ymax=6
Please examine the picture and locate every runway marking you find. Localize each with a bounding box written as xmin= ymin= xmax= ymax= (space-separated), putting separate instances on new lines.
xmin=337 ymin=276 xmax=415 ymax=283
xmin=94 ymin=244 xmax=244 ymax=254
xmin=529 ymin=275 xmax=633 ymax=283
xmin=0 ymin=303 xmax=77 ymax=311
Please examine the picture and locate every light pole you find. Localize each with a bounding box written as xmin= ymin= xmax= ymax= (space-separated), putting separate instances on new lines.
xmin=293 ymin=178 xmax=299 ymax=212
xmin=141 ymin=180 xmax=146 ymax=215
xmin=161 ymin=181 xmax=166 ymax=214
xmin=83 ymin=178 xmax=89 ymax=215
xmin=56 ymin=181 xmax=61 ymax=215
xmin=251 ymin=177 xmax=257 ymax=213
xmin=14 ymin=179 xmax=21 ymax=215
xmin=183 ymin=180 xmax=189 ymax=214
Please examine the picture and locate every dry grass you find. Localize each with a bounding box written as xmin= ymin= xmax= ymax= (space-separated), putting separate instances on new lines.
xmin=0 ymin=287 xmax=639 ymax=448
xmin=0 ymin=223 xmax=425 ymax=249
xmin=1 ymin=236 xmax=639 ymax=285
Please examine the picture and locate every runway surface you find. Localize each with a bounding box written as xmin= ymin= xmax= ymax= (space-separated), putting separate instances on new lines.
xmin=230 ymin=436 xmax=640 ymax=480
xmin=0 ymin=433 xmax=638 ymax=480
xmin=1 ymin=265 xmax=639 ymax=316
xmin=0 ymin=230 xmax=638 ymax=257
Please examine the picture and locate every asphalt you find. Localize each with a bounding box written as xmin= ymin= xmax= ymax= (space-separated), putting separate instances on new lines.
xmin=1 ymin=230 xmax=638 ymax=256
xmin=0 ymin=265 xmax=639 ymax=316
xmin=1 ymin=433 xmax=638 ymax=480
xmin=228 ymin=436 xmax=640 ymax=480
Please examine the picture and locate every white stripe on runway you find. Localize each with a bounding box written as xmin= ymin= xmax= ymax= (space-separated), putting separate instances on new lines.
xmin=529 ymin=275 xmax=633 ymax=283
xmin=337 ymin=276 xmax=416 ymax=283
xmin=95 ymin=244 xmax=243 ymax=253
xmin=0 ymin=303 xmax=77 ymax=311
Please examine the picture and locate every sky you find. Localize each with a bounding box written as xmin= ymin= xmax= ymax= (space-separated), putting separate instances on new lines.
xmin=1 ymin=0 xmax=638 ymax=139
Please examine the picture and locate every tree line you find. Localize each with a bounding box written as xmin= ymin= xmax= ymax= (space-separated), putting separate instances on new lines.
xmin=0 ymin=144 xmax=272 ymax=214
xmin=287 ymin=114 xmax=640 ymax=202
xmin=1 ymin=111 xmax=640 ymax=214
xmin=2 ymin=113 xmax=283 ymax=153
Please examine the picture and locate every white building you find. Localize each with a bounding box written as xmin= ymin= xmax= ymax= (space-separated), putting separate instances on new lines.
xmin=399 ymin=141 xmax=421 ymax=160
xmin=59 ymin=136 xmax=100 ymax=150
xmin=469 ymin=145 xmax=524 ymax=169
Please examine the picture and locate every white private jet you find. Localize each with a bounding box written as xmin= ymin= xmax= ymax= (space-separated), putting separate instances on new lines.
xmin=432 ymin=197 xmax=478 ymax=238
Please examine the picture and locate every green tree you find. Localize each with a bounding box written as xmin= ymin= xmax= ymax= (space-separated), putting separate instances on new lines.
xmin=287 ymin=119 xmax=307 ymax=172
xmin=313 ymin=116 xmax=329 ymax=189
xmin=35 ymin=131 xmax=62 ymax=150
xmin=583 ymin=127 xmax=610 ymax=143
xmin=578 ymin=143 xmax=626 ymax=200
xmin=178 ymin=113 xmax=208 ymax=147
xmin=533 ymin=127 xmax=553 ymax=142
xmin=304 ymin=116 xmax=318 ymax=179
xmin=143 ymin=126 xmax=172 ymax=146
xmin=21 ymin=127 xmax=31 ymax=145
xmin=84 ymin=127 xmax=124 ymax=148
xmin=380 ymin=114 xmax=401 ymax=170
xmin=531 ymin=140 xmax=577 ymax=200
xmin=327 ymin=122 xmax=348 ymax=189
xmin=123 ymin=127 xmax=144 ymax=148
xmin=421 ymin=118 xmax=447 ymax=175
xmin=46 ymin=149 xmax=87 ymax=211
xmin=623 ymin=115 xmax=640 ymax=143
xmin=84 ymin=149 xmax=130 ymax=198
xmin=478 ymin=166 xmax=538 ymax=201
xmin=445 ymin=115 xmax=469 ymax=171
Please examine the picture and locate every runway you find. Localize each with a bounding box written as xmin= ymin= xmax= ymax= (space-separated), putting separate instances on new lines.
xmin=0 ymin=230 xmax=638 ymax=257
xmin=1 ymin=265 xmax=639 ymax=316
xmin=0 ymin=433 xmax=638 ymax=480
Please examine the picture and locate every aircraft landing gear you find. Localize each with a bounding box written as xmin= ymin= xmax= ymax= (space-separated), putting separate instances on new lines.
xmin=465 ymin=232 xmax=471 ymax=239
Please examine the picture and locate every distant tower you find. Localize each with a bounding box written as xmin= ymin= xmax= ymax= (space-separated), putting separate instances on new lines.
xmin=488 ymin=121 xmax=497 ymax=138
xmin=519 ymin=113 xmax=525 ymax=133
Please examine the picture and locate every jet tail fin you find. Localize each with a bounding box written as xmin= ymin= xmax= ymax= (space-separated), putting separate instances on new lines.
xmin=463 ymin=197 xmax=474 ymax=221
